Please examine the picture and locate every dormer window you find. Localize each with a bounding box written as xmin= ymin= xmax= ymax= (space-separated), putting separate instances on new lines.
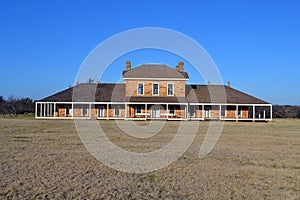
xmin=137 ymin=82 xmax=144 ymax=95
xmin=167 ymin=83 xmax=174 ymax=96
xmin=152 ymin=83 xmax=159 ymax=95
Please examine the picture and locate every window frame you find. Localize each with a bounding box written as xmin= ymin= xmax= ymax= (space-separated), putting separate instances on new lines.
xmin=189 ymin=106 xmax=196 ymax=117
xmin=169 ymin=105 xmax=175 ymax=116
xmin=114 ymin=105 xmax=120 ymax=116
xmin=135 ymin=105 xmax=142 ymax=114
xmin=152 ymin=83 xmax=159 ymax=95
xmin=221 ymin=105 xmax=226 ymax=117
xmin=82 ymin=105 xmax=89 ymax=117
xmin=167 ymin=83 xmax=174 ymax=96
xmin=137 ymin=82 xmax=144 ymax=95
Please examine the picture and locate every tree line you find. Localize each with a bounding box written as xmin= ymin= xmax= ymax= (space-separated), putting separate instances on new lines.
xmin=0 ymin=96 xmax=35 ymax=115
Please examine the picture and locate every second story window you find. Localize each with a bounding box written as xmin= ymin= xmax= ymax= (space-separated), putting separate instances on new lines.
xmin=167 ymin=83 xmax=174 ymax=96
xmin=137 ymin=83 xmax=144 ymax=95
xmin=152 ymin=83 xmax=159 ymax=95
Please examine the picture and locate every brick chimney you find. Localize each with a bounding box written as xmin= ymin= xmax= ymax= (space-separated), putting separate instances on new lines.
xmin=176 ymin=62 xmax=184 ymax=71
xmin=207 ymin=81 xmax=211 ymax=86
xmin=227 ymin=81 xmax=231 ymax=87
xmin=126 ymin=61 xmax=131 ymax=70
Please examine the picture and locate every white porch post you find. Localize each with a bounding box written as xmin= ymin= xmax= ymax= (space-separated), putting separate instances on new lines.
xmin=166 ymin=104 xmax=169 ymax=120
xmin=43 ymin=103 xmax=46 ymax=117
xmin=54 ymin=103 xmax=56 ymax=118
xmin=253 ymin=105 xmax=255 ymax=121
xmin=125 ymin=103 xmax=127 ymax=118
xmin=50 ymin=104 xmax=52 ymax=117
xmin=89 ymin=103 xmax=92 ymax=118
xmin=40 ymin=103 xmax=42 ymax=117
xmin=35 ymin=102 xmax=38 ymax=118
xmin=71 ymin=103 xmax=74 ymax=119
xmin=145 ymin=104 xmax=148 ymax=120
xmin=219 ymin=104 xmax=221 ymax=120
xmin=106 ymin=103 xmax=109 ymax=120
xmin=270 ymin=105 xmax=273 ymax=120
xmin=185 ymin=104 xmax=188 ymax=119
xmin=202 ymin=104 xmax=204 ymax=119
xmin=236 ymin=105 xmax=238 ymax=119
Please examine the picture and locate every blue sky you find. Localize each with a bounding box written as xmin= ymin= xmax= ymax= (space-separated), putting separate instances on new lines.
xmin=0 ymin=0 xmax=299 ymax=105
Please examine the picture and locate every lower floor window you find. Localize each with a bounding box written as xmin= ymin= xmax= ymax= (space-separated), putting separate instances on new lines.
xmin=115 ymin=105 xmax=120 ymax=116
xmin=82 ymin=105 xmax=88 ymax=117
xmin=169 ymin=105 xmax=175 ymax=115
xmin=136 ymin=105 xmax=142 ymax=114
xmin=189 ymin=106 xmax=195 ymax=117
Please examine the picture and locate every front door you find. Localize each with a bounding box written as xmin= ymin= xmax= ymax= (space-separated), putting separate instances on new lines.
xmin=151 ymin=106 xmax=160 ymax=118
xmin=98 ymin=106 xmax=104 ymax=117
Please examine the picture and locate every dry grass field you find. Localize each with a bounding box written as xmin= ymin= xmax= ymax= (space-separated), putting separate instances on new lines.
xmin=0 ymin=118 xmax=299 ymax=199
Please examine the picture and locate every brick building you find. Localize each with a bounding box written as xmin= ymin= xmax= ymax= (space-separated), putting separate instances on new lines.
xmin=36 ymin=62 xmax=272 ymax=121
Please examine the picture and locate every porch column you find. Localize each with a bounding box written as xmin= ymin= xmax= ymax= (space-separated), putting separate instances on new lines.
xmin=89 ymin=103 xmax=92 ymax=118
xmin=236 ymin=105 xmax=238 ymax=119
xmin=253 ymin=105 xmax=255 ymax=121
xmin=40 ymin=103 xmax=42 ymax=117
xmin=35 ymin=102 xmax=38 ymax=118
xmin=50 ymin=103 xmax=53 ymax=117
xmin=71 ymin=103 xmax=74 ymax=119
xmin=185 ymin=104 xmax=188 ymax=119
xmin=270 ymin=105 xmax=273 ymax=120
xmin=166 ymin=104 xmax=169 ymax=119
xmin=125 ymin=103 xmax=127 ymax=118
xmin=202 ymin=104 xmax=204 ymax=119
xmin=106 ymin=103 xmax=109 ymax=120
xmin=145 ymin=104 xmax=148 ymax=120
xmin=219 ymin=104 xmax=221 ymax=120
xmin=43 ymin=103 xmax=46 ymax=117
xmin=54 ymin=103 xmax=56 ymax=118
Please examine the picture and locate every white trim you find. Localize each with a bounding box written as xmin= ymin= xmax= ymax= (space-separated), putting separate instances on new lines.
xmin=123 ymin=77 xmax=189 ymax=81
xmin=137 ymin=82 xmax=144 ymax=95
xmin=167 ymin=83 xmax=174 ymax=96
xmin=152 ymin=83 xmax=159 ymax=96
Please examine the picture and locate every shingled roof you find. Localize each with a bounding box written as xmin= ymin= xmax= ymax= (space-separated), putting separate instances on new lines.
xmin=186 ymin=85 xmax=268 ymax=104
xmin=40 ymin=83 xmax=268 ymax=104
xmin=40 ymin=83 xmax=125 ymax=102
xmin=122 ymin=64 xmax=189 ymax=79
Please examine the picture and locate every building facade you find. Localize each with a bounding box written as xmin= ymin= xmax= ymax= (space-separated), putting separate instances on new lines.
xmin=35 ymin=62 xmax=272 ymax=121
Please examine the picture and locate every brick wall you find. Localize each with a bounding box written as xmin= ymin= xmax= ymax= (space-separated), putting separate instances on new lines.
xmin=125 ymin=80 xmax=186 ymax=97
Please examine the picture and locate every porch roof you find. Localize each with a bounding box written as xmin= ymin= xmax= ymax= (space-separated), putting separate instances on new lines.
xmin=186 ymin=85 xmax=269 ymax=104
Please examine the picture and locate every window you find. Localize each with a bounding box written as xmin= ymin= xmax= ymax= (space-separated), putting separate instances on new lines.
xmin=114 ymin=105 xmax=120 ymax=116
xmin=137 ymin=83 xmax=144 ymax=95
xmin=82 ymin=105 xmax=88 ymax=117
xmin=167 ymin=83 xmax=174 ymax=96
xmin=152 ymin=83 xmax=159 ymax=95
xmin=136 ymin=105 xmax=142 ymax=114
xmin=237 ymin=107 xmax=242 ymax=117
xmin=169 ymin=105 xmax=175 ymax=116
xmin=189 ymin=106 xmax=195 ymax=117
xmin=66 ymin=105 xmax=72 ymax=116
xmin=221 ymin=105 xmax=226 ymax=117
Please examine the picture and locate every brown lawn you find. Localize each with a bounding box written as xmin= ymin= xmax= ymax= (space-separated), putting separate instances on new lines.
xmin=0 ymin=118 xmax=299 ymax=199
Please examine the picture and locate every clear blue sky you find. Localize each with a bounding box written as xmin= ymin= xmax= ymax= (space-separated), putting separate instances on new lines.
xmin=0 ymin=0 xmax=299 ymax=105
